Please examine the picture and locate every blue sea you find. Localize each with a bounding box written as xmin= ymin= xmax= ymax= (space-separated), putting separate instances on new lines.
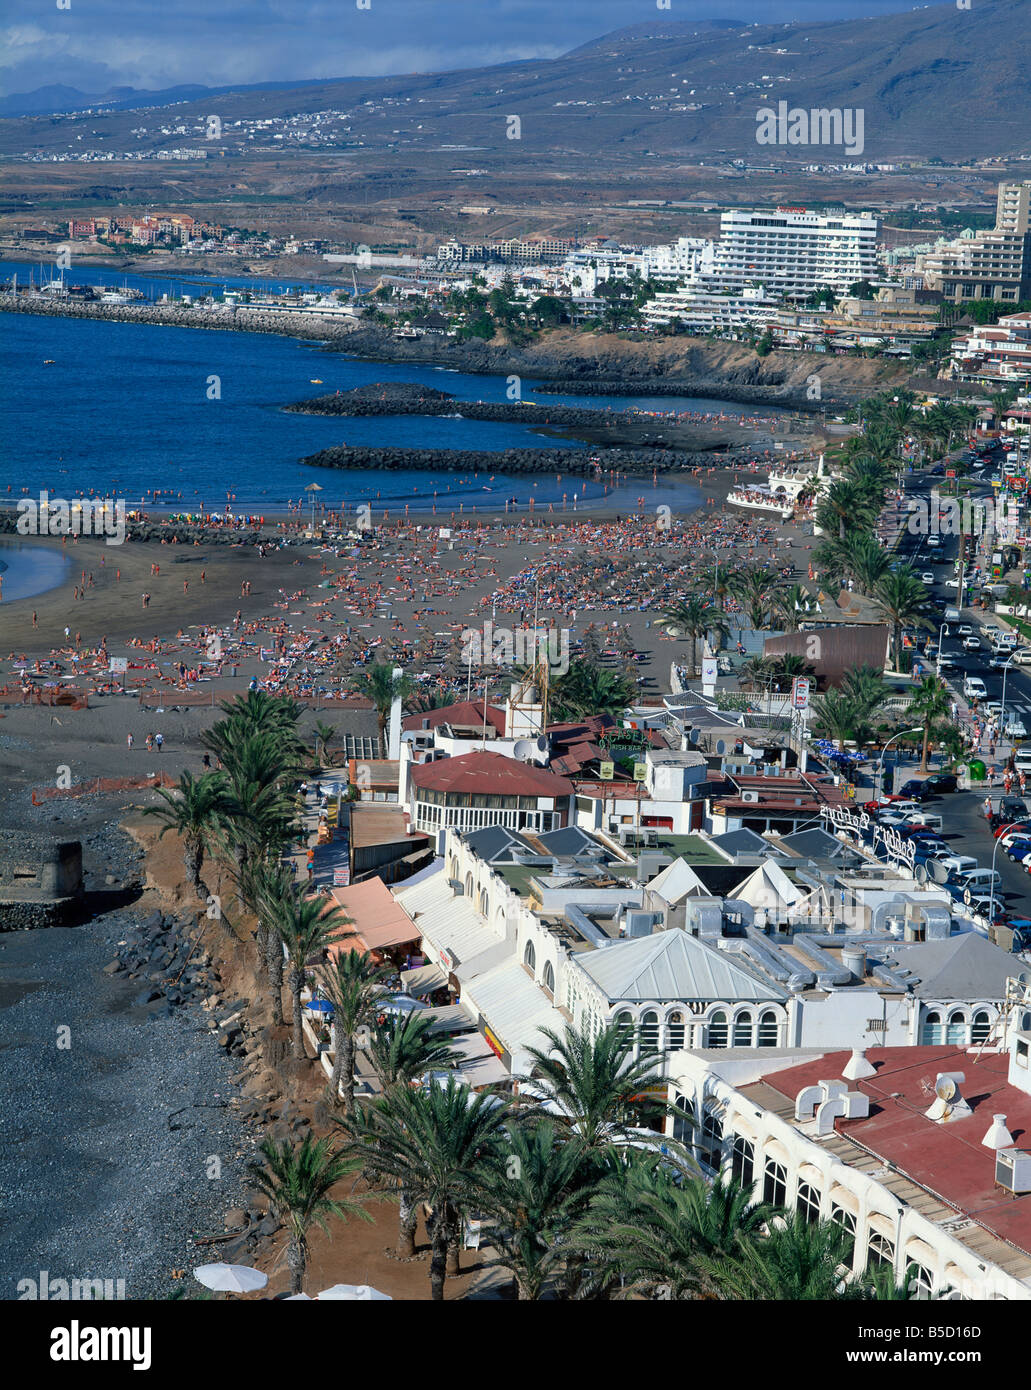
xmin=0 ymin=259 xmax=783 ymax=516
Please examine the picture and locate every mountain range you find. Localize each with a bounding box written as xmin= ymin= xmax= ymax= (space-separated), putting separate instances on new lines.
xmin=2 ymin=1 xmax=1028 ymax=162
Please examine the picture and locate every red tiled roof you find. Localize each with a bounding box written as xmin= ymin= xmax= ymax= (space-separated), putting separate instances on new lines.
xmin=401 ymin=700 xmax=506 ymax=734
xmin=411 ymin=750 xmax=574 ymax=797
xmin=756 ymin=1047 xmax=1031 ymax=1256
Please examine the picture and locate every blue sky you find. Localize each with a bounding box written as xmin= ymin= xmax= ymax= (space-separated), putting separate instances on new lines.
xmin=2 ymin=0 xmax=936 ymax=96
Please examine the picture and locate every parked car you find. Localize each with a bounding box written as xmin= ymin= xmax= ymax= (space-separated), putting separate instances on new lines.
xmin=1015 ymin=750 xmax=1031 ymax=773
xmin=957 ymin=625 xmax=973 ymax=636
xmin=899 ymin=779 xmax=936 ymax=800
xmin=1013 ymin=650 xmax=1031 ymax=666
xmin=924 ymin=772 xmax=958 ymax=793
xmin=920 ymin=572 xmax=935 ymax=585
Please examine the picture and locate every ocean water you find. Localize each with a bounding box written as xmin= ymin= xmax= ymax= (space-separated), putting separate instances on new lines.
xmin=0 ymin=259 xmax=781 ymax=516
xmin=0 ymin=539 xmax=71 ymax=602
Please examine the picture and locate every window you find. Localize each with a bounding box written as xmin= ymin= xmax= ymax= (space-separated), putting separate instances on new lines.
xmin=797 ymin=1182 xmax=821 ymax=1226
xmin=478 ymin=888 xmax=489 ymax=916
xmin=542 ymin=961 xmax=555 ymax=995
xmin=867 ymin=1232 xmax=895 ymax=1272
xmin=639 ymin=1010 xmax=659 ymax=1051
xmin=672 ymin=1094 xmax=695 ymax=1146
xmin=666 ymin=1011 xmax=685 ymax=1051
xmin=523 ymin=940 xmax=536 ymax=972
xmin=757 ymin=1010 xmax=779 ymax=1047
xmin=907 ymin=1264 xmax=935 ymax=1301
xmin=731 ymin=1136 xmax=754 ymax=1188
xmin=946 ymin=1010 xmax=967 ymax=1047
xmin=921 ymin=1011 xmax=944 ymax=1046
xmin=733 ymin=1011 xmax=754 ymax=1047
xmin=615 ymin=1010 xmax=634 ymax=1045
xmin=831 ymin=1206 xmax=857 ymax=1264
xmin=763 ymin=1158 xmax=787 ymax=1208
xmin=699 ymin=1108 xmax=723 ymax=1169
xmin=708 ymin=1010 xmax=729 ymax=1048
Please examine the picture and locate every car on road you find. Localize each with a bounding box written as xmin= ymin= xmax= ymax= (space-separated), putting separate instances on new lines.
xmin=983 ymin=701 xmax=1003 ymax=719
xmin=963 ymin=677 xmax=988 ymax=700
xmin=989 ymin=653 xmax=1013 ymax=670
xmin=995 ymin=822 xmax=1031 ymax=841
xmin=962 ymin=636 xmax=982 ymax=651
xmin=899 ymin=779 xmax=936 ymax=800
xmin=1015 ymin=750 xmax=1031 ymax=773
xmin=957 ymin=624 xmax=973 ymax=636
xmin=920 ymin=571 xmax=935 ymax=585
xmin=1013 ymin=650 xmax=1031 ymax=666
xmin=924 ymin=772 xmax=958 ymax=794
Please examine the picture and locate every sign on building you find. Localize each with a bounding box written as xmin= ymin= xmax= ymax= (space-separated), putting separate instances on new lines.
xmin=791 ymin=676 xmax=811 ymax=710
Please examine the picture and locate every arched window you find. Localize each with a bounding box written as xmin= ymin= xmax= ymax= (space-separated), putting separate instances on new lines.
xmin=733 ymin=1011 xmax=754 ymax=1047
xmin=666 ymin=1010 xmax=685 ymax=1051
xmin=867 ymin=1232 xmax=895 ymax=1273
xmin=672 ymin=1094 xmax=696 ymax=1146
xmin=700 ymin=1108 xmax=723 ymax=1169
xmin=640 ymin=1010 xmax=659 ymax=1051
xmin=731 ymin=1136 xmax=754 ymax=1188
xmin=524 ymin=940 xmax=536 ymax=972
xmin=479 ymin=888 xmax=489 ymax=916
xmin=946 ymin=1010 xmax=967 ymax=1046
xmin=708 ymin=1010 xmax=729 ymax=1048
xmin=757 ymin=1010 xmax=779 ymax=1047
xmin=907 ymin=1264 xmax=935 ymax=1301
xmin=797 ymin=1182 xmax=821 ymax=1226
xmin=971 ymin=1010 xmax=992 ymax=1045
xmin=615 ymin=1009 xmax=634 ymax=1044
xmin=921 ymin=1011 xmax=944 ymax=1046
xmin=831 ymin=1206 xmax=857 ymax=1265
xmin=464 ymin=873 xmax=473 ymax=898
xmin=763 ymin=1157 xmax=787 ymax=1208
xmin=542 ymin=961 xmax=555 ymax=995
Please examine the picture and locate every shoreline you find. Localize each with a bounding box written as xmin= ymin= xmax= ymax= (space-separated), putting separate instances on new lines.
xmin=0 ymin=290 xmax=871 ymax=412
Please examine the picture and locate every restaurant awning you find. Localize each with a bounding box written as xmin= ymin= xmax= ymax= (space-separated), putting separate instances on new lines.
xmin=400 ymin=962 xmax=447 ymax=997
xmin=325 ymin=876 xmax=421 ymax=956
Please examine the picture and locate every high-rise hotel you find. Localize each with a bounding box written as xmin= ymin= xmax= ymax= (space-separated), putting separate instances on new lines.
xmin=711 ymin=206 xmax=879 ymax=297
xmin=919 ymin=181 xmax=1031 ymax=305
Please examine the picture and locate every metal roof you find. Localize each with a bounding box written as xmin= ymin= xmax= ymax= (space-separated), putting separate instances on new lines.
xmin=577 ymin=928 xmax=788 ymax=1004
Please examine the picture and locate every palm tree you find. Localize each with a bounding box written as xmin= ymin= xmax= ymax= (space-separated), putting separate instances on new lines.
xmin=840 ymin=534 xmax=892 ymax=596
xmin=360 ymin=1011 xmax=467 ymax=1258
xmin=656 ymin=595 xmax=727 ymax=675
xmin=815 ymin=479 xmax=879 ymax=542
xmin=730 ymin=568 xmax=777 ymax=633
xmin=482 ymin=1120 xmax=592 ymax=1300
xmin=250 ymin=860 xmax=296 ymax=1026
xmin=839 ymin=665 xmax=890 ymax=721
xmin=247 ymin=1134 xmax=371 ymax=1295
xmin=769 ymin=653 xmax=815 ymax=691
xmin=909 ymin=674 xmax=951 ymax=772
xmin=522 ymin=1021 xmax=666 ymax=1150
xmin=812 ymin=689 xmax=862 ymax=746
xmin=351 ymin=662 xmax=415 ymax=751
xmin=346 ymin=1077 xmax=513 ymax=1299
xmin=738 ymin=654 xmax=776 ymax=691
xmin=312 ymin=720 xmax=337 ymax=766
xmin=772 ymin=584 xmax=813 ymax=633
xmin=548 ymin=659 xmax=636 ymax=721
xmin=267 ymin=889 xmax=350 ymax=1060
xmin=144 ymin=770 xmax=224 ymax=894
xmin=701 ymin=1212 xmax=857 ymax=1301
xmin=573 ymin=1159 xmax=769 ymax=1300
xmin=316 ymin=947 xmax=390 ymax=1111
xmin=366 ymin=1010 xmax=461 ymax=1092
xmin=697 ymin=564 xmax=734 ymax=614
xmin=872 ymin=567 xmax=932 ymax=671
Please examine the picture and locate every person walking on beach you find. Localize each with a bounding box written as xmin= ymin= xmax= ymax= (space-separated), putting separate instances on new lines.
xmin=145 ymin=733 xmax=154 ymax=753
xmin=127 ymin=733 xmax=134 ymax=750
xmin=155 ymin=732 xmax=164 ymax=752
xmin=32 ymin=611 xmax=37 ymax=629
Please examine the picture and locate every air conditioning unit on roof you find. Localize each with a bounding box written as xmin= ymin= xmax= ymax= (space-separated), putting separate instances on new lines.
xmin=741 ymin=790 xmax=760 ymax=803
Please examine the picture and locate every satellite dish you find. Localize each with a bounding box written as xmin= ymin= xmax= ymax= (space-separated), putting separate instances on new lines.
xmin=512 ymin=739 xmax=535 ymax=760
xmin=716 ymin=739 xmax=726 ymax=755
xmin=536 ymin=735 xmax=549 ymax=752
xmin=688 ymin=727 xmax=700 ymax=745
xmin=936 ymin=1075 xmax=957 ymax=1102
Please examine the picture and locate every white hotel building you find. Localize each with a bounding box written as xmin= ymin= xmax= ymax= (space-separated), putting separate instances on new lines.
xmin=711 ymin=207 xmax=879 ymax=299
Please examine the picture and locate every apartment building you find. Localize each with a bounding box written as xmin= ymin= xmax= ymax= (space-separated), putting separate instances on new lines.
xmin=950 ymin=311 xmax=1031 ymax=386
xmin=919 ymin=181 xmax=1031 ymax=304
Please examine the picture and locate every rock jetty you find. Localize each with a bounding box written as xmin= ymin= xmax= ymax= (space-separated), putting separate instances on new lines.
xmin=300 ymin=443 xmax=742 ymax=476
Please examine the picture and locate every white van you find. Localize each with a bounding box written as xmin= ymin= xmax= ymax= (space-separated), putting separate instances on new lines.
xmin=944 ymin=607 xmax=961 ymax=623
xmin=963 ymin=676 xmax=988 ymax=700
xmin=1014 ymin=649 xmax=1031 ymax=666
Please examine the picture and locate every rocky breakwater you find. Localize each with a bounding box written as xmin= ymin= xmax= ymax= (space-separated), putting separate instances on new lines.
xmin=0 ymin=511 xmax=265 ymax=544
xmin=531 ymin=378 xmax=836 ymax=412
xmin=284 ymin=380 xmax=652 ymax=430
xmin=300 ymin=442 xmax=741 ymax=477
xmin=0 ymin=291 xmax=360 ymax=341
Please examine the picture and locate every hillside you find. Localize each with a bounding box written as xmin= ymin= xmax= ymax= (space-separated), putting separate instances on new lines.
xmin=1 ymin=0 xmax=1027 ymax=163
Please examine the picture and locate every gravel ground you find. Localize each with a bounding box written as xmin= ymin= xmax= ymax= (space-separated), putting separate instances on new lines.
xmin=0 ymin=815 xmax=259 ymax=1301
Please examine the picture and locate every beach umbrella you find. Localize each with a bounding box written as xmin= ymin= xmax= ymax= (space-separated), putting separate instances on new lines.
xmin=282 ymin=1292 xmax=313 ymax=1301
xmin=194 ymin=1263 xmax=269 ymax=1295
xmin=317 ymin=1283 xmax=392 ymax=1301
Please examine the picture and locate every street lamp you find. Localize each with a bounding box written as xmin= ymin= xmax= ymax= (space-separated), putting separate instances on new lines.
xmin=935 ymin=620 xmax=949 ymax=678
xmin=876 ymin=727 xmax=923 ymax=800
xmin=1000 ymin=657 xmax=1014 ymax=732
